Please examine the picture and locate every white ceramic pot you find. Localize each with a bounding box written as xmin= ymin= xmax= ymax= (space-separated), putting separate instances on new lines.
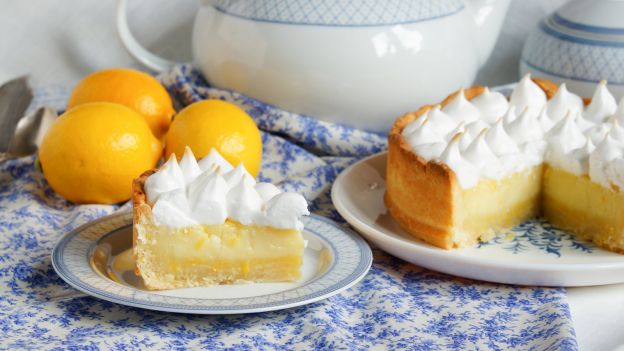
xmin=521 ymin=0 xmax=624 ymax=100
xmin=117 ymin=0 xmax=510 ymax=133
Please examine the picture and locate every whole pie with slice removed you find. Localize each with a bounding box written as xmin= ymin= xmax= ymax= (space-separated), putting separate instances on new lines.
xmin=385 ymin=75 xmax=624 ymax=253
xmin=132 ymin=147 xmax=309 ymax=290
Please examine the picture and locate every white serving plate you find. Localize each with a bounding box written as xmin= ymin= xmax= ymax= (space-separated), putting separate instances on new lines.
xmin=52 ymin=212 xmax=372 ymax=314
xmin=331 ymin=152 xmax=624 ymax=287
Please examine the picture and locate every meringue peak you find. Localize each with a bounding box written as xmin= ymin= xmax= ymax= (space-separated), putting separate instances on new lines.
xmin=263 ymin=193 xmax=310 ymax=231
xmin=584 ymin=80 xmax=617 ymax=123
xmin=187 ymin=171 xmax=228 ymax=224
xmin=226 ymin=177 xmax=263 ymax=225
xmin=609 ymin=118 xmax=624 ymax=141
xmin=442 ymin=89 xmax=481 ymax=124
xmin=471 ymin=87 xmax=509 ymax=124
xmin=425 ymin=106 xmax=457 ymax=136
xmin=537 ymin=106 xmax=555 ymax=132
xmin=404 ymin=118 xmax=444 ymax=147
xmin=502 ymin=106 xmax=518 ymax=126
xmin=438 ymin=133 xmax=480 ymax=188
xmin=546 ymin=83 xmax=584 ymax=122
xmin=509 ymin=74 xmax=547 ymax=117
xmin=151 ymin=188 xmax=198 ymax=228
xmin=486 ymin=118 xmax=519 ymax=155
xmin=464 ymin=129 xmax=498 ymax=168
xmin=223 ymin=163 xmax=256 ymax=189
xmin=144 ymin=154 xmax=185 ymax=205
xmin=198 ymin=148 xmax=234 ymax=173
xmin=179 ymin=146 xmax=202 ymax=184
xmin=506 ymin=107 xmax=544 ymax=144
xmin=614 ymin=97 xmax=624 ymax=123
xmin=547 ymin=111 xmax=586 ymax=154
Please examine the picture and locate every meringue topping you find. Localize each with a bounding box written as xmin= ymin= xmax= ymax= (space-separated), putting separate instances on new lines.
xmin=442 ymin=90 xmax=481 ymax=124
xmin=583 ymin=80 xmax=617 ymax=123
xmin=226 ymin=177 xmax=263 ymax=225
xmin=425 ymin=106 xmax=457 ymax=136
xmin=547 ymin=112 xmax=586 ymax=154
xmin=464 ymin=129 xmax=502 ymax=178
xmin=198 ymin=148 xmax=235 ymax=173
xmin=262 ymin=193 xmax=310 ymax=231
xmin=404 ymin=119 xmax=444 ymax=147
xmin=470 ymin=87 xmax=509 ymax=124
xmin=401 ymin=79 xmax=624 ymax=191
xmin=536 ymin=107 xmax=555 ymax=132
xmin=546 ymin=83 xmax=583 ymax=122
xmin=613 ymin=97 xmax=624 ymax=123
xmin=144 ymin=148 xmax=309 ymax=229
xmin=608 ymin=119 xmax=624 ymax=141
xmin=187 ymin=171 xmax=228 ymax=224
xmin=585 ymin=123 xmax=611 ymax=145
xmin=179 ymin=147 xmax=202 ymax=184
xmin=402 ymin=115 xmax=428 ymax=137
xmin=485 ymin=119 xmax=519 ymax=156
xmin=223 ymin=163 xmax=256 ymax=190
xmin=254 ymin=182 xmax=282 ymax=203
xmin=546 ymin=137 xmax=594 ymax=176
xmin=574 ymin=112 xmax=595 ymax=132
xmin=145 ymin=155 xmax=185 ymax=205
xmin=465 ymin=120 xmax=490 ymax=138
xmin=461 ymin=120 xmax=490 ymax=150
xmin=509 ymin=74 xmax=547 ymax=117
xmin=438 ymin=133 xmax=480 ymax=188
xmin=589 ymin=134 xmax=624 ymax=189
xmin=412 ymin=142 xmax=447 ymax=160
xmin=501 ymin=106 xmax=518 ymax=126
xmin=151 ymin=188 xmax=198 ymax=228
xmin=506 ymin=108 xmax=544 ymax=144
xmin=444 ymin=121 xmax=466 ymax=141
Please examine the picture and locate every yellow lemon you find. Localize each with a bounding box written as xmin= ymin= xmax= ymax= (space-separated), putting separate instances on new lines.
xmin=67 ymin=68 xmax=174 ymax=139
xmin=165 ymin=100 xmax=262 ymax=176
xmin=39 ymin=102 xmax=162 ymax=204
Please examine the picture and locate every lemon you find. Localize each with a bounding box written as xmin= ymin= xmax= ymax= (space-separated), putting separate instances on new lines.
xmin=67 ymin=68 xmax=174 ymax=139
xmin=165 ymin=100 xmax=262 ymax=176
xmin=39 ymin=102 xmax=162 ymax=204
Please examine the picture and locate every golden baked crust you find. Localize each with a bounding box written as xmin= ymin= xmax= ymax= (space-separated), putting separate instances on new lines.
xmin=386 ymin=105 xmax=457 ymax=249
xmin=385 ymin=79 xmax=559 ymax=249
xmin=131 ymin=170 xmax=155 ymax=277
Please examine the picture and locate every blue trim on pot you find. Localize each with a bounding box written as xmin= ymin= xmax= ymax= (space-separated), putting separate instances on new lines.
xmin=521 ymin=58 xmax=624 ymax=86
xmin=552 ymin=13 xmax=624 ymax=36
xmin=211 ymin=4 xmax=465 ymax=28
xmin=539 ymin=21 xmax=624 ymax=48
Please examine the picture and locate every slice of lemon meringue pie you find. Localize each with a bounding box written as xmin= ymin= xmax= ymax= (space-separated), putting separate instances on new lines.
xmin=132 ymin=147 xmax=309 ymax=290
xmin=386 ymin=75 xmax=624 ymax=253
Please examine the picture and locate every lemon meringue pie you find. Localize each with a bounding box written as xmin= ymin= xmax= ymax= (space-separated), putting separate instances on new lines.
xmin=386 ymin=75 xmax=624 ymax=253
xmin=132 ymin=147 xmax=309 ymax=290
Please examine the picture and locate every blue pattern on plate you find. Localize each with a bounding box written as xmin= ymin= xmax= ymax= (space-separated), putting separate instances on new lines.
xmin=479 ymin=218 xmax=595 ymax=257
xmin=51 ymin=212 xmax=372 ymax=313
xmin=0 ymin=64 xmax=577 ymax=350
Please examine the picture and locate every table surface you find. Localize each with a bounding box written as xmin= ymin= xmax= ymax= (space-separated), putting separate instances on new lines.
xmin=2 ymin=1 xmax=624 ymax=350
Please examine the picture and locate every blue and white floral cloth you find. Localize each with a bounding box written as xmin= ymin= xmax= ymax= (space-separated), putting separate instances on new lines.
xmin=0 ymin=65 xmax=577 ymax=350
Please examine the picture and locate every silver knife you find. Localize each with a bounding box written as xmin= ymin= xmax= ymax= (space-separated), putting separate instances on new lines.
xmin=0 ymin=77 xmax=33 ymax=154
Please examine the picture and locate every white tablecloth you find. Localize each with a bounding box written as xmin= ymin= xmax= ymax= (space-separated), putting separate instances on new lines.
xmin=2 ymin=1 xmax=623 ymax=349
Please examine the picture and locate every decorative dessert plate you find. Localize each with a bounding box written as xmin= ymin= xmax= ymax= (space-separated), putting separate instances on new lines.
xmin=51 ymin=212 xmax=372 ymax=314
xmin=332 ymin=152 xmax=624 ymax=287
